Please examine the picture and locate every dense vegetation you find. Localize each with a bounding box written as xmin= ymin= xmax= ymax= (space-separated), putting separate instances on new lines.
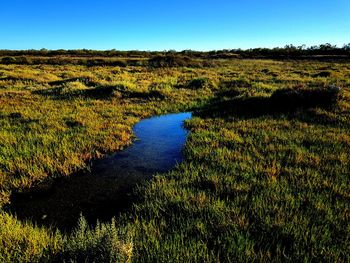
xmin=0 ymin=55 xmax=349 ymax=262
xmin=1 ymin=43 xmax=350 ymax=67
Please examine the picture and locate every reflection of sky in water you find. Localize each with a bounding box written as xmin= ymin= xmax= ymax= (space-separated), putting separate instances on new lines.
xmin=92 ymin=112 xmax=192 ymax=178
xmin=8 ymin=112 xmax=192 ymax=229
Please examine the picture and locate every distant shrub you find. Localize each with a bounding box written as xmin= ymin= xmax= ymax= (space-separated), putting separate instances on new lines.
xmin=113 ymin=59 xmax=128 ymax=67
xmin=1 ymin=56 xmax=16 ymax=64
xmin=84 ymin=59 xmax=139 ymax=67
xmin=148 ymin=55 xmax=205 ymax=68
xmin=16 ymin=56 xmax=32 ymax=64
xmin=46 ymin=57 xmax=70 ymax=65
xmin=208 ymin=52 xmax=240 ymax=59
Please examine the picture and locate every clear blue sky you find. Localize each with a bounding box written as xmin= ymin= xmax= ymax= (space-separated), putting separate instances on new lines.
xmin=0 ymin=0 xmax=349 ymax=51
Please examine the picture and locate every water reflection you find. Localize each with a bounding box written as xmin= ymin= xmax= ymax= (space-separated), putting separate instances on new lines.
xmin=8 ymin=112 xmax=191 ymax=231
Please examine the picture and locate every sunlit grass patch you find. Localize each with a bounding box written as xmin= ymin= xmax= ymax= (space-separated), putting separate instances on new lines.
xmin=0 ymin=59 xmax=349 ymax=262
xmin=0 ymin=212 xmax=61 ymax=263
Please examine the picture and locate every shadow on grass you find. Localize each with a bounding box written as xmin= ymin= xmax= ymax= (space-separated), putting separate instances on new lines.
xmin=248 ymin=214 xmax=295 ymax=257
xmin=197 ymin=86 xmax=342 ymax=123
xmin=48 ymin=77 xmax=98 ymax=87
xmin=3 ymin=112 xmax=40 ymax=125
xmin=33 ymin=84 xmax=167 ymax=101
xmin=0 ymin=76 xmax=41 ymax=83
xmin=6 ymin=168 xmax=145 ymax=233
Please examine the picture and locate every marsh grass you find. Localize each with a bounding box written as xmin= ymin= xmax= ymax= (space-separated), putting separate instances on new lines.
xmin=0 ymin=59 xmax=349 ymax=262
xmin=130 ymin=91 xmax=349 ymax=261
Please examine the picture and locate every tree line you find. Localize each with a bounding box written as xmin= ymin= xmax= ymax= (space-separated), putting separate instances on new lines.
xmin=0 ymin=43 xmax=349 ymax=66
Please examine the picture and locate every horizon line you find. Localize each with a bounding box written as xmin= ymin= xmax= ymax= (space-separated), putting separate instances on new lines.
xmin=1 ymin=43 xmax=349 ymax=53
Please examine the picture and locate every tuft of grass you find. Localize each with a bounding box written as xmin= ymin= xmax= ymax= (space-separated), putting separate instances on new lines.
xmin=0 ymin=213 xmax=132 ymax=263
xmin=57 ymin=215 xmax=133 ymax=263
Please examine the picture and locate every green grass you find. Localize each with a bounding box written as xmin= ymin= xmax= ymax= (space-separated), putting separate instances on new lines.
xmin=0 ymin=64 xmax=214 ymax=204
xmin=0 ymin=59 xmax=349 ymax=262
xmin=130 ymin=105 xmax=350 ymax=261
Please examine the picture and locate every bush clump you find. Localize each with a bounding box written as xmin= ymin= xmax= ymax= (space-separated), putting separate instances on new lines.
xmin=0 ymin=56 xmax=32 ymax=65
xmin=148 ymin=55 xmax=203 ymax=68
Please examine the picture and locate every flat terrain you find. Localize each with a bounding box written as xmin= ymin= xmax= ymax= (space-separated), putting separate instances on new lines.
xmin=0 ymin=58 xmax=349 ymax=262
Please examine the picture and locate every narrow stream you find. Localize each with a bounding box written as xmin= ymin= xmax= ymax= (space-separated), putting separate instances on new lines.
xmin=7 ymin=112 xmax=191 ymax=231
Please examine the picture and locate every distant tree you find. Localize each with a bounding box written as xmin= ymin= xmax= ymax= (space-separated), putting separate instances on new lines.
xmin=343 ymin=43 xmax=350 ymax=50
xmin=284 ymin=44 xmax=297 ymax=50
xmin=318 ymin=43 xmax=337 ymax=50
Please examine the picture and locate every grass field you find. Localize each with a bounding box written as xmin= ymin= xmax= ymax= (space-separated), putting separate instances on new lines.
xmin=0 ymin=58 xmax=349 ymax=262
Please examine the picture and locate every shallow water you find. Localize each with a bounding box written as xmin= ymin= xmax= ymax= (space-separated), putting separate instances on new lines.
xmin=8 ymin=112 xmax=191 ymax=230
xmin=94 ymin=112 xmax=191 ymax=178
